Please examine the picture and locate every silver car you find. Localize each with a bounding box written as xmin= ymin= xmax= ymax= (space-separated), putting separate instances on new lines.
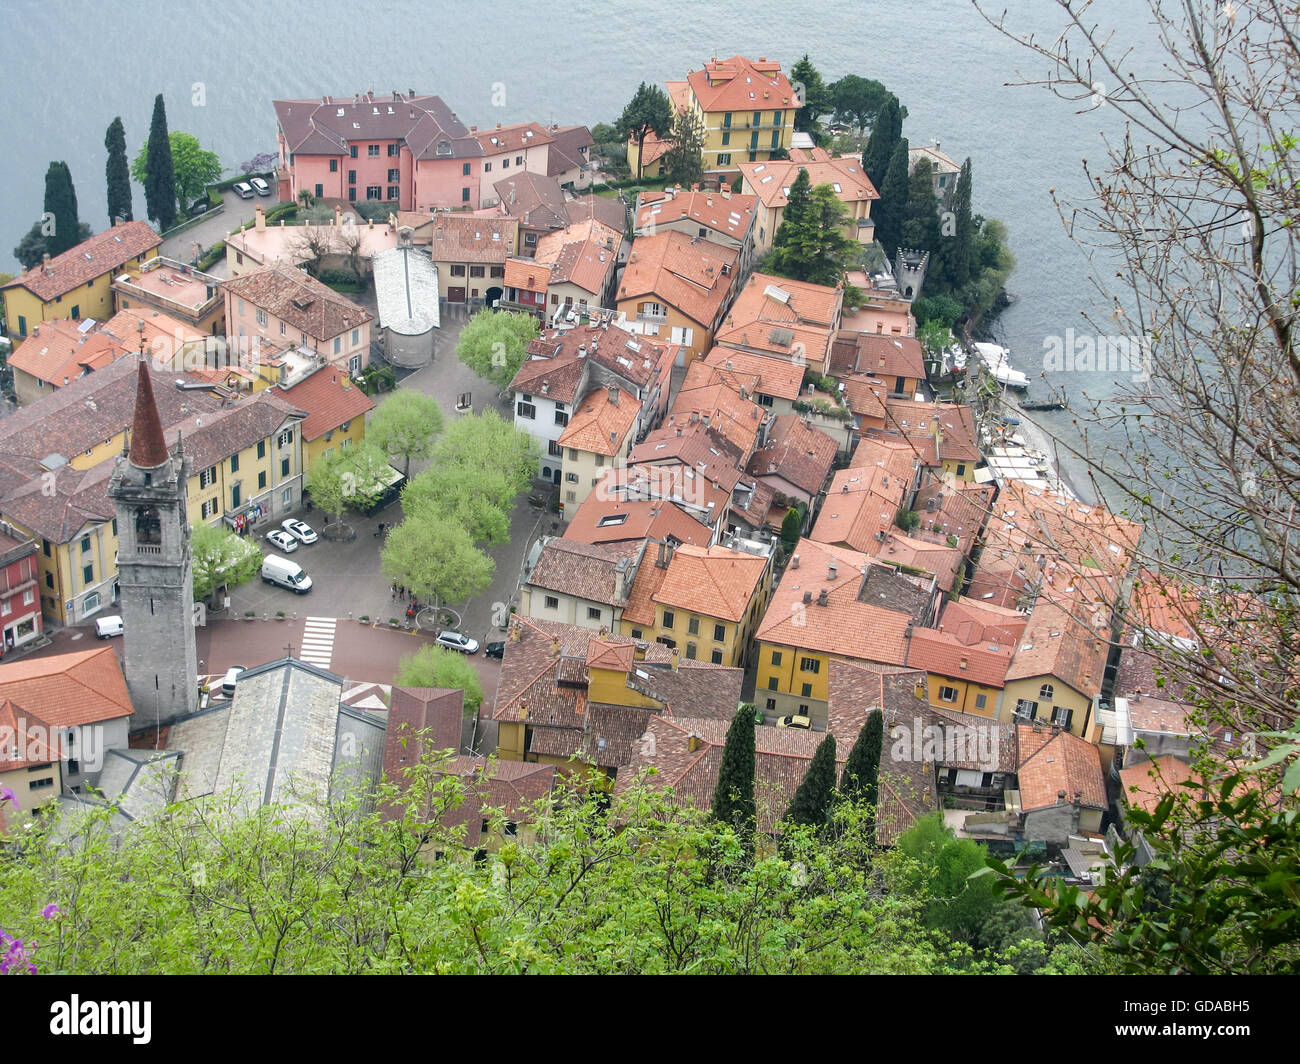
xmin=435 ymin=630 xmax=479 ymax=654
xmin=265 ymin=529 xmax=299 ymax=553
xmin=281 ymin=518 xmax=317 ymax=545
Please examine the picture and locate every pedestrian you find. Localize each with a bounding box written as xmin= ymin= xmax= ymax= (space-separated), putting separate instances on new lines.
xmin=390 ymin=584 xmax=397 ymax=599
xmin=406 ymin=604 xmax=415 ymax=621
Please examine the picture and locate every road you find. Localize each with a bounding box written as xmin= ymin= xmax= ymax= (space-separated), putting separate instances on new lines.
xmin=160 ymin=187 xmax=267 ymax=273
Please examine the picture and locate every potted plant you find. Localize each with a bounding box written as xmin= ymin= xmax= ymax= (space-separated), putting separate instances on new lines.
xmin=275 ymin=611 xmax=285 ymax=620
xmin=244 ymin=610 xmax=255 ymax=620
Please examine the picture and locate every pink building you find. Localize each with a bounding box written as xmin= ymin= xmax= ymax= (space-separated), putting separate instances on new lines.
xmin=275 ymin=91 xmax=485 ymax=212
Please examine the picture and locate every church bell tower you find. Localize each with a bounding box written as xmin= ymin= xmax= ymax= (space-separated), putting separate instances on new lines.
xmin=107 ymin=360 xmax=198 ymax=726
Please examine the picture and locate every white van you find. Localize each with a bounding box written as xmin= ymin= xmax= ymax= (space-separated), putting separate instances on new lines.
xmin=95 ymin=615 xmax=124 ymax=638
xmin=261 ymin=555 xmax=312 ymax=594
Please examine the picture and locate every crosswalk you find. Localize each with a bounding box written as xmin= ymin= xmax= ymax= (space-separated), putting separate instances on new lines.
xmin=299 ymin=616 xmax=337 ymax=669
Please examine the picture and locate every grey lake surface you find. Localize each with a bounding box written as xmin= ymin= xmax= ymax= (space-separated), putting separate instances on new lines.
xmin=1 ymin=0 xmax=1159 ymax=499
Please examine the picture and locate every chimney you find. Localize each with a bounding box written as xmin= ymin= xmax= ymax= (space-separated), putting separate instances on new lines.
xmin=31 ymin=325 xmax=39 ymax=338
xmin=255 ymin=206 xmax=266 ymax=230
xmin=670 ymin=647 xmax=680 ymax=671
xmin=1057 ymin=790 xmax=1067 ymax=804
xmin=687 ymin=733 xmax=701 ymax=753
xmin=334 ymin=204 xmax=343 ymax=227
xmin=827 ymin=562 xmax=837 ymax=580
xmin=608 ymin=385 xmax=619 ymax=406
xmin=634 ymin=640 xmax=648 ymax=661
xmin=816 ymin=588 xmax=828 ymax=607
xmin=552 ymin=637 xmax=561 ymax=656
xmin=790 ymin=553 xmax=800 ymax=569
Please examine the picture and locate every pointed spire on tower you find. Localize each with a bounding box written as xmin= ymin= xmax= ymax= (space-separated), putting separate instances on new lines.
xmin=128 ymin=361 xmax=170 ymax=469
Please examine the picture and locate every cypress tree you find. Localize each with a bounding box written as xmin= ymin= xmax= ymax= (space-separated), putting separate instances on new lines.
xmin=105 ymin=117 xmax=132 ymax=224
xmin=785 ymin=734 xmax=837 ymax=828
xmin=43 ymin=162 xmax=81 ymax=257
xmin=711 ymin=704 xmax=757 ymax=836
xmin=840 ymin=709 xmax=883 ymax=807
xmin=950 ymin=157 xmax=974 ymax=288
xmin=861 ymin=95 xmax=901 ymax=192
xmin=144 ymin=94 xmax=177 ymax=231
xmin=769 ymin=168 xmax=813 ymax=276
xmin=902 ymin=157 xmax=943 ymax=258
xmin=874 ymin=138 xmax=910 ymax=258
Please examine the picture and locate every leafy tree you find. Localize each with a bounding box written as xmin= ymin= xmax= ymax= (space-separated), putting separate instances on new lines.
xmin=887 ymin=812 xmax=1003 ymax=945
xmin=366 ymin=389 xmax=445 ymax=479
xmin=426 ymin=408 xmax=537 ymax=506
xmin=381 ymin=512 xmax=494 ymax=614
xmin=770 ymin=181 xmax=858 ymax=286
xmin=840 ymin=709 xmax=882 ymax=801
xmin=42 ymin=162 xmax=81 ymax=257
xmin=711 ymin=704 xmax=756 ymax=837
xmin=912 ymin=293 xmax=963 ymax=330
xmin=12 ymin=219 xmax=92 ymax=270
xmin=785 ymin=734 xmax=836 ymax=828
xmin=789 ymin=55 xmax=831 ymax=134
xmin=662 ymin=108 xmax=705 ymax=188
xmin=917 ymin=319 xmax=953 ymax=375
xmin=394 ymin=644 xmax=485 ymax=715
xmin=104 ymin=117 xmax=132 ymax=224
xmin=141 ymin=94 xmax=176 ymax=230
xmin=873 ymin=137 xmax=910 ymax=257
xmin=861 ymin=95 xmax=902 ymax=192
xmin=829 ymin=75 xmax=890 ymax=135
xmin=455 ymin=308 xmax=540 ymax=391
xmin=615 ymin=82 xmax=674 ymax=180
xmin=402 ymin=464 xmax=512 ymax=545
xmin=190 ymin=522 xmax=262 ymax=605
xmin=305 ymin=442 xmax=391 ymax=525
xmin=133 ymin=130 xmax=221 ymax=217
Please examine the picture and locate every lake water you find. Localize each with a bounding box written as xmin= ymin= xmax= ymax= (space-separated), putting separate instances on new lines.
xmin=0 ymin=0 xmax=1154 ymax=499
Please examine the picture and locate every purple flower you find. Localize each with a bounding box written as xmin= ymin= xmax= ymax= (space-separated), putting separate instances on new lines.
xmin=41 ymin=905 xmax=61 ymax=921
xmin=0 ymin=932 xmax=37 ymax=975
xmin=0 ymin=786 xmax=16 ymax=806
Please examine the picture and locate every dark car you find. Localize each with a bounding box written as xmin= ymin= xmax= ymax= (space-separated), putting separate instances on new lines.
xmin=484 ymin=641 xmax=505 ymax=659
xmin=189 ymin=198 xmax=212 ymax=217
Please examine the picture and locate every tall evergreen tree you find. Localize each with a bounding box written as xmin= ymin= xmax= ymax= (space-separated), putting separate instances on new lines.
xmin=772 ymin=182 xmax=858 ymax=286
xmin=874 ymin=138 xmax=910 ymax=258
xmin=789 ymin=54 xmax=830 ymax=135
xmin=615 ymin=82 xmax=674 ymax=180
xmin=840 ymin=709 xmax=883 ymax=807
xmin=785 ymin=734 xmax=837 ymax=828
xmin=902 ymin=157 xmax=943 ymax=259
xmin=105 ymin=117 xmax=132 ymax=224
xmin=143 ymin=94 xmax=177 ymax=231
xmin=949 ymin=157 xmax=974 ymax=288
xmin=42 ymin=162 xmax=81 ymax=257
xmin=861 ymin=95 xmax=901 ymax=192
xmin=769 ymin=167 xmax=813 ymax=272
xmin=662 ymin=108 xmax=705 ymax=188
xmin=711 ymin=705 xmax=756 ymax=836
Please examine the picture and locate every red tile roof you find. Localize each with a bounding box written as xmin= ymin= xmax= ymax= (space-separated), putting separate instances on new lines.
xmin=471 ymin=121 xmax=553 ymax=155
xmin=533 ymin=219 xmax=622 ymax=296
xmin=737 ymin=154 xmax=878 ymax=209
xmin=0 ymin=645 xmax=133 ymax=728
xmin=830 ymin=330 xmax=926 ymax=383
xmin=427 ymin=215 xmax=518 ymax=264
xmin=221 ymin=266 xmax=371 ymax=342
xmin=2 ymin=222 xmax=160 ymax=302
xmin=565 ymin=494 xmax=712 ymax=549
xmin=0 ymin=699 xmax=61 ymax=770
xmin=1118 ymin=755 xmax=1195 ymax=815
xmin=811 ymin=464 xmax=909 ymax=553
xmin=715 ymin=271 xmax=840 ymax=365
xmin=746 ymin=414 xmax=838 ymax=497
xmin=617 ymin=230 xmax=738 ymax=329
xmin=7 ymin=320 xmax=129 ymax=387
xmin=635 ymin=187 xmax=758 ymax=242
xmin=557 ymin=385 xmax=639 ymax=455
xmin=702 ymin=346 xmax=805 ymax=401
xmin=277 ymin=367 xmax=375 ymax=442
xmin=652 ymin=543 xmax=768 ymax=622
xmin=1017 ymin=723 xmax=1107 ymax=811
xmin=686 ymin=55 xmax=798 ymax=114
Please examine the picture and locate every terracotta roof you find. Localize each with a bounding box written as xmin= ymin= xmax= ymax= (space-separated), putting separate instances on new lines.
xmin=172 ymin=390 xmax=305 ymax=476
xmin=533 ymin=219 xmax=622 ymax=295
xmin=663 ymin=380 xmax=765 ymax=457
xmin=546 ymin=125 xmax=595 ymax=177
xmin=380 ymin=686 xmax=465 ymax=817
xmin=127 ymin=361 xmax=170 ymax=468
xmin=558 ymin=385 xmax=639 ymax=455
xmin=564 ymin=192 xmax=630 ymax=235
xmin=1016 ymin=723 xmax=1108 ymax=811
xmin=714 ymin=271 xmax=840 ymax=366
xmin=6 ymin=320 xmax=129 ymax=387
xmin=427 ymin=215 xmax=518 ymax=264
xmin=273 ymin=93 xmax=479 ymax=160
xmin=746 ymin=414 xmax=837 ymax=497
xmin=911 ymin=471 xmax=995 ymax=556
xmin=831 ymin=331 xmax=926 ymax=384
xmin=565 ymin=494 xmax=712 ymax=549
xmin=756 ymin=538 xmax=919 ymax=665
xmin=652 ymin=543 xmax=768 ymax=622
xmin=702 ymin=346 xmax=804 ymax=401
xmin=510 ymin=351 xmax=586 ymax=402
xmin=904 ymin=626 xmax=1013 ymax=688
xmin=849 ymin=437 xmax=919 ymax=484
xmin=622 ymin=550 xmax=671 ymax=627
xmin=617 ymin=230 xmax=738 ymax=328
xmin=631 ymin=422 xmax=746 ymax=494
xmin=1126 ymin=694 xmax=1191 ymax=735
xmin=221 ymin=266 xmax=371 ymax=342
xmin=0 ymin=700 xmax=61 ymax=770
xmin=934 ymin=404 xmax=979 ymax=462
xmin=685 ymin=55 xmax=798 ymax=114
xmin=737 ymin=155 xmax=878 ymax=209
xmin=503 ymin=257 xmax=552 ymax=294
xmin=811 ymin=464 xmax=909 ymax=553
xmin=596 ymin=462 xmax=730 ymax=526
xmin=0 ymin=645 xmax=133 ymax=728
xmin=937 ymin=596 xmax=1028 ymax=647
xmin=1004 ymin=599 xmax=1110 ymax=699
xmin=635 ymin=187 xmax=758 ymax=242
xmin=2 ymin=221 xmax=160 ymax=302
xmin=493 ymin=171 xmax=570 ymax=231
xmin=840 ymin=374 xmax=888 ymax=420
xmin=471 ymin=121 xmax=553 ymax=155
xmin=1118 ymin=755 xmax=1195 ymax=815
xmin=525 ymin=538 xmax=639 ymax=606
xmin=277 ymin=367 xmax=375 ymax=442
xmin=432 ymin=755 xmax=556 ymax=846
xmin=729 ymin=475 xmax=778 ymax=531
xmin=102 ymin=307 xmax=206 ymax=358
xmin=519 ymin=323 xmax=676 ymax=393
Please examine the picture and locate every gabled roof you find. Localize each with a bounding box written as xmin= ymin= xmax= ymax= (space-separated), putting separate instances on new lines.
xmin=221 ymin=266 xmax=371 ymax=342
xmin=102 ymin=307 xmax=206 ymax=356
xmin=274 ymin=92 xmax=478 ymax=159
xmin=830 ymin=330 xmax=926 ymax=383
xmin=277 ymin=367 xmax=375 ymax=442
xmin=685 ymin=55 xmax=798 ymax=114
xmin=1118 ymin=755 xmax=1195 ymax=815
xmin=431 ymin=755 xmax=556 ymax=846
xmin=714 ymin=271 xmax=841 ymax=363
xmin=546 ymin=125 xmax=595 ymax=177
xmin=701 ymin=346 xmax=804 ymax=402
xmin=493 ymin=171 xmax=570 ymax=231
xmin=617 ymin=230 xmax=738 ymax=328
xmin=631 ymin=421 xmax=746 ymax=494
xmin=652 ymin=543 xmax=768 ymax=622
xmin=0 ymin=700 xmax=61 ymax=769
xmin=635 ymin=187 xmax=758 ymax=243
xmin=557 ymin=385 xmax=639 ymax=455
xmin=1004 ymin=599 xmax=1110 ymax=699
xmin=904 ymin=626 xmax=1014 ymax=688
xmin=6 ymin=320 xmax=129 ymax=387
xmin=811 ymin=464 xmax=910 ymax=553
xmin=663 ymin=379 xmax=765 ymax=457
xmin=533 ymin=219 xmax=622 ymax=295
xmin=565 ymin=494 xmax=712 ymax=549
xmin=737 ymin=153 xmax=878 ymax=209
xmin=2 ymin=222 xmax=160 ymax=302
xmin=471 ymin=121 xmax=553 ymax=155
xmin=746 ymin=414 xmax=838 ymax=497
xmin=427 ymin=215 xmax=518 ymax=264
xmin=1017 ymin=723 xmax=1108 ymax=811
xmin=0 ymin=645 xmax=133 ymax=728
xmin=525 ymin=537 xmax=639 ymax=606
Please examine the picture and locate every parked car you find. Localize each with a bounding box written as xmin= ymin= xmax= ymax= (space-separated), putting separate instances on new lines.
xmin=435 ymin=630 xmax=479 ymax=655
xmin=249 ymin=177 xmax=271 ymax=197
xmin=280 ymin=518 xmax=317 ymax=545
xmin=777 ymin=714 xmax=812 ymax=730
xmin=221 ymin=665 xmax=247 ymax=697
xmin=188 ymin=197 xmax=212 ymax=217
xmin=95 ymin=615 xmax=124 ymax=639
xmin=483 ymin=641 xmax=505 ymax=659
xmin=233 ymin=181 xmax=254 ymax=199
xmin=265 ymin=529 xmax=299 ymax=553
xmin=261 ymin=555 xmax=312 ymax=594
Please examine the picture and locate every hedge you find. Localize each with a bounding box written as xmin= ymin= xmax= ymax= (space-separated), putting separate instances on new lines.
xmin=196 ymin=241 xmax=225 ymax=271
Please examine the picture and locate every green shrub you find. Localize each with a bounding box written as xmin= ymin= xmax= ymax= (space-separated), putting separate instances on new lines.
xmin=196 ymin=241 xmax=225 ymax=271
xmin=319 ymin=268 xmax=363 ymax=288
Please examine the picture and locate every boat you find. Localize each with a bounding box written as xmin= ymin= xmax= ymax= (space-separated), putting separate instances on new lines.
xmin=972 ymin=342 xmax=1031 ymax=389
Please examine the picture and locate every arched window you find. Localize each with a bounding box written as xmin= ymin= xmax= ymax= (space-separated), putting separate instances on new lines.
xmin=135 ymin=507 xmax=162 ymax=546
xmin=1039 ymin=682 xmax=1055 ymax=701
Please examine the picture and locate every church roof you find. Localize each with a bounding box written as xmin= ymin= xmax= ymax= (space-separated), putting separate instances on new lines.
xmin=127 ymin=361 xmax=169 ymax=468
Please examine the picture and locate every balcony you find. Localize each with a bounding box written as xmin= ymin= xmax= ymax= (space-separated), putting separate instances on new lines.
xmin=636 ymin=310 xmax=668 ymax=324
